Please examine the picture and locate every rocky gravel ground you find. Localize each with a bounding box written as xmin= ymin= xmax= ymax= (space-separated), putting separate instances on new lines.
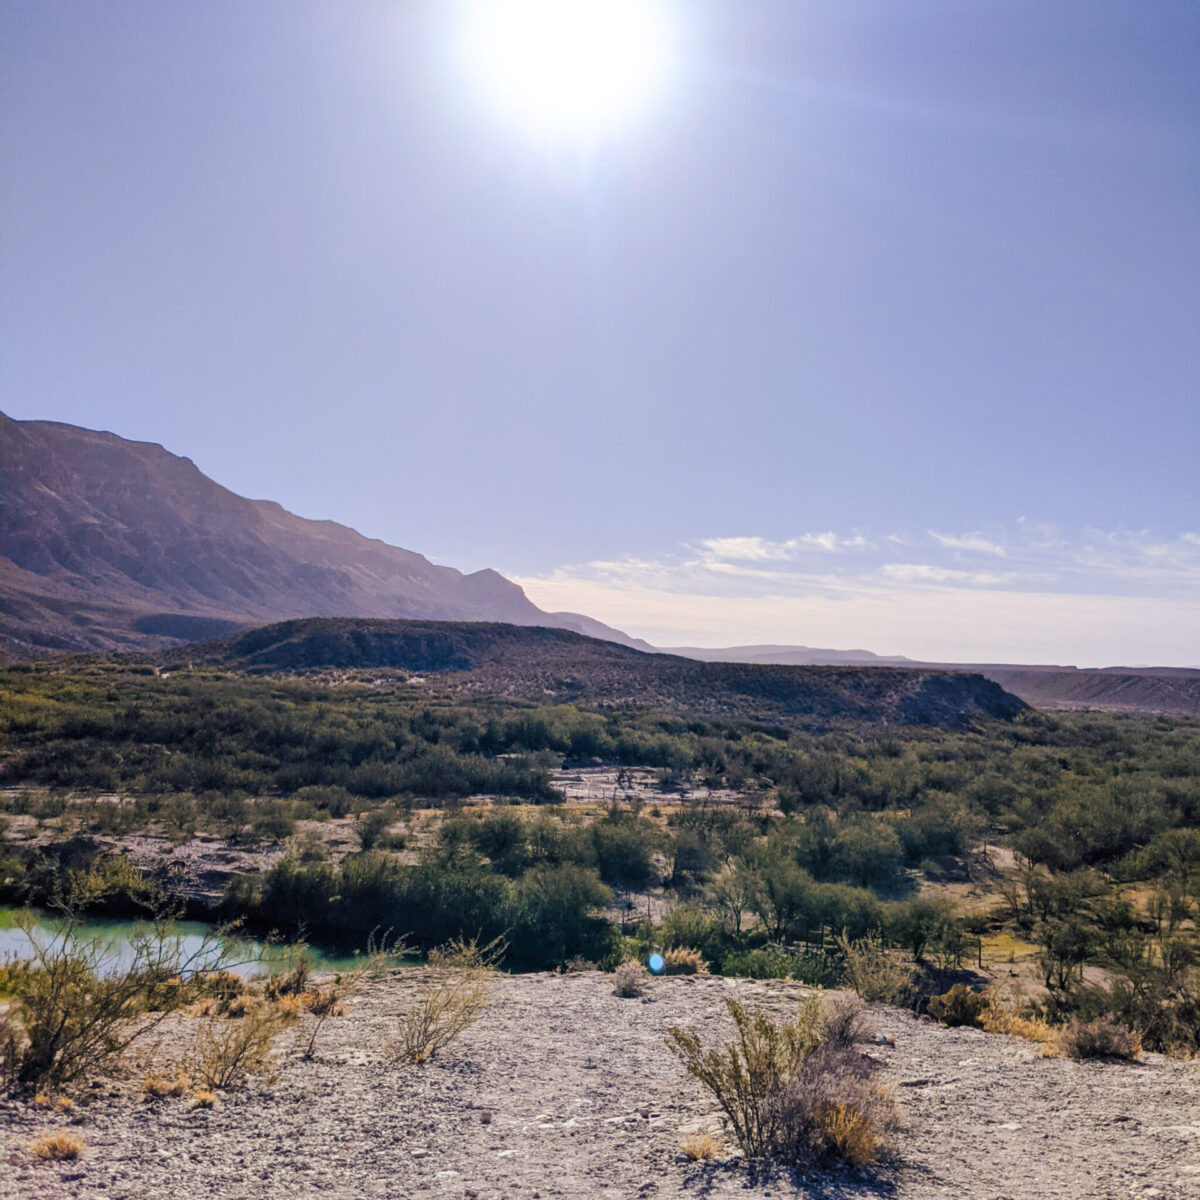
xmin=3 ymin=971 xmax=1198 ymax=1200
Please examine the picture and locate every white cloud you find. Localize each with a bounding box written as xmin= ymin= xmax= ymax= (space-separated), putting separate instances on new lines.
xmin=696 ymin=532 xmax=871 ymax=561
xmin=509 ymin=522 xmax=1200 ymax=665
xmin=880 ymin=563 xmax=1018 ymax=586
xmin=928 ymin=531 xmax=1007 ymax=557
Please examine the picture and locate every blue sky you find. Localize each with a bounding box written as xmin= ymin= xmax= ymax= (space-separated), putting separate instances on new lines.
xmin=3 ymin=1 xmax=1198 ymax=663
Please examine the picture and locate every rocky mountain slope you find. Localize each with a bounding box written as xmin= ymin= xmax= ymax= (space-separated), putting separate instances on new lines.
xmin=145 ymin=616 xmax=1026 ymax=730
xmin=0 ymin=414 xmax=642 ymax=657
xmin=2 ymin=971 xmax=1195 ymax=1200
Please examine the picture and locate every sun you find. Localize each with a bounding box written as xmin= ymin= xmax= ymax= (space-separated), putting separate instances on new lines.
xmin=462 ymin=0 xmax=671 ymax=137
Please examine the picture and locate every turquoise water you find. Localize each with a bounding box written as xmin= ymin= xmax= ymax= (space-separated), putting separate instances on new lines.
xmin=0 ymin=907 xmax=385 ymax=979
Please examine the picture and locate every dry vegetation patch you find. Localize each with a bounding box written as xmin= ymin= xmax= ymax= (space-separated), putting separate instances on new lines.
xmin=27 ymin=1132 xmax=85 ymax=1162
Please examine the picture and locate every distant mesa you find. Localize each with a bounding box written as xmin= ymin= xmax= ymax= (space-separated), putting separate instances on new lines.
xmin=143 ymin=615 xmax=1027 ymax=731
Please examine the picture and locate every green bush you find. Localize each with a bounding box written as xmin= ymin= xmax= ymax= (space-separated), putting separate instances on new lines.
xmin=927 ymin=984 xmax=985 ymax=1028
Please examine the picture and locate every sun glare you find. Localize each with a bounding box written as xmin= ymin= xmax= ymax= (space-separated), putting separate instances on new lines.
xmin=463 ymin=0 xmax=670 ymax=137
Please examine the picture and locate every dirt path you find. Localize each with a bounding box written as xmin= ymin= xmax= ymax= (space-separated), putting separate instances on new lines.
xmin=3 ymin=972 xmax=1198 ymax=1200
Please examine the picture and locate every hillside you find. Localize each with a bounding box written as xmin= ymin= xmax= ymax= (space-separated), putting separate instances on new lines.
xmin=150 ymin=616 xmax=1026 ymax=729
xmin=980 ymin=665 xmax=1200 ymax=718
xmin=671 ymin=643 xmax=1200 ymax=718
xmin=0 ymin=414 xmax=642 ymax=657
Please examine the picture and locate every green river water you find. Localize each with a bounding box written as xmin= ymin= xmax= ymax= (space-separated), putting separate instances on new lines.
xmin=0 ymin=906 xmax=384 ymax=978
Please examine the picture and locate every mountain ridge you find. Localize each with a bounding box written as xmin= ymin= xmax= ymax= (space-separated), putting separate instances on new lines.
xmin=0 ymin=413 xmax=646 ymax=657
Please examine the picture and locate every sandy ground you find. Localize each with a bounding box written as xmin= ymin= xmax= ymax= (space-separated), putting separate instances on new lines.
xmin=3 ymin=971 xmax=1199 ymax=1200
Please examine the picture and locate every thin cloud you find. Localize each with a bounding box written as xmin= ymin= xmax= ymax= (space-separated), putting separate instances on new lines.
xmin=929 ymin=531 xmax=1007 ymax=556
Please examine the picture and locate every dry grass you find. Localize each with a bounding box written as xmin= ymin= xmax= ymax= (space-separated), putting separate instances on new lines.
xmin=816 ymin=1098 xmax=885 ymax=1167
xmin=31 ymin=1091 xmax=75 ymax=1112
xmin=977 ymin=988 xmax=1060 ymax=1054
xmin=191 ymin=1088 xmax=218 ymax=1108
xmin=141 ymin=1070 xmax=190 ymax=1098
xmin=662 ymin=947 xmax=707 ymax=976
xmin=28 ymin=1131 xmax=85 ymax=1161
xmin=680 ymin=1131 xmax=721 ymax=1161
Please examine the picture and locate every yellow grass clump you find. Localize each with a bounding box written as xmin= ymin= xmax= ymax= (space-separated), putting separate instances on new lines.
xmin=680 ymin=1131 xmax=721 ymax=1161
xmin=979 ymin=990 xmax=1060 ymax=1055
xmin=141 ymin=1071 xmax=191 ymax=1098
xmin=29 ymin=1132 xmax=85 ymax=1162
xmin=662 ymin=946 xmax=707 ymax=976
xmin=816 ymin=1100 xmax=883 ymax=1166
xmin=191 ymin=1088 xmax=218 ymax=1108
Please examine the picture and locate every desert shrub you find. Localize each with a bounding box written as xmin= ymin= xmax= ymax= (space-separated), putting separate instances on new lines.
xmin=191 ymin=1088 xmax=217 ymax=1108
xmin=721 ymin=945 xmax=842 ymax=987
xmin=388 ymin=939 xmax=497 ymax=1065
xmin=668 ymin=995 xmax=893 ymax=1166
xmin=658 ymin=904 xmax=728 ymax=965
xmin=613 ymin=960 xmax=649 ymax=998
xmin=927 ymin=984 xmax=985 ymax=1028
xmin=721 ymin=945 xmax=797 ymax=980
xmin=662 ymin=946 xmax=707 ymax=976
xmin=886 ymin=896 xmax=956 ymax=964
xmin=505 ymin=863 xmax=615 ymax=969
xmin=0 ymin=911 xmax=240 ymax=1094
xmin=680 ymin=1131 xmax=721 ymax=1161
xmin=1057 ymin=1016 xmax=1141 ymax=1061
xmin=190 ymin=1000 xmax=296 ymax=1090
xmin=667 ymin=995 xmax=824 ymax=1157
xmin=31 ymin=1090 xmax=74 ymax=1112
xmin=28 ymin=1132 xmax=85 ymax=1161
xmin=838 ymin=933 xmax=919 ymax=1007
xmin=355 ymin=808 xmax=395 ymax=851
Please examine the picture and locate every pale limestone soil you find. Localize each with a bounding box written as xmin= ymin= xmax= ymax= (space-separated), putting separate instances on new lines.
xmin=3 ymin=972 xmax=1198 ymax=1200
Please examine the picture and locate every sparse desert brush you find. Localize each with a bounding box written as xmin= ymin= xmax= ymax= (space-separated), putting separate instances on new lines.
xmin=31 ymin=1091 xmax=75 ymax=1112
xmin=1057 ymin=1016 xmax=1141 ymax=1061
xmin=28 ymin=1131 xmax=85 ymax=1162
xmin=388 ymin=938 xmax=498 ymax=1065
xmin=662 ymin=947 xmax=706 ymax=976
xmin=264 ymin=958 xmax=311 ymax=1001
xmin=668 ymin=994 xmax=894 ymax=1167
xmin=680 ymin=1131 xmax=721 ymax=1161
xmin=838 ymin=933 xmax=919 ymax=1007
xmin=191 ymin=1088 xmax=218 ymax=1108
xmin=613 ymin=960 xmax=649 ymax=998
xmin=191 ymin=1000 xmax=296 ymax=1090
xmin=298 ymin=982 xmax=348 ymax=1060
xmin=978 ymin=992 xmax=1059 ymax=1052
xmin=141 ymin=1071 xmax=190 ymax=1098
xmin=0 ymin=908 xmax=243 ymax=1095
xmin=927 ymin=984 xmax=985 ymax=1028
